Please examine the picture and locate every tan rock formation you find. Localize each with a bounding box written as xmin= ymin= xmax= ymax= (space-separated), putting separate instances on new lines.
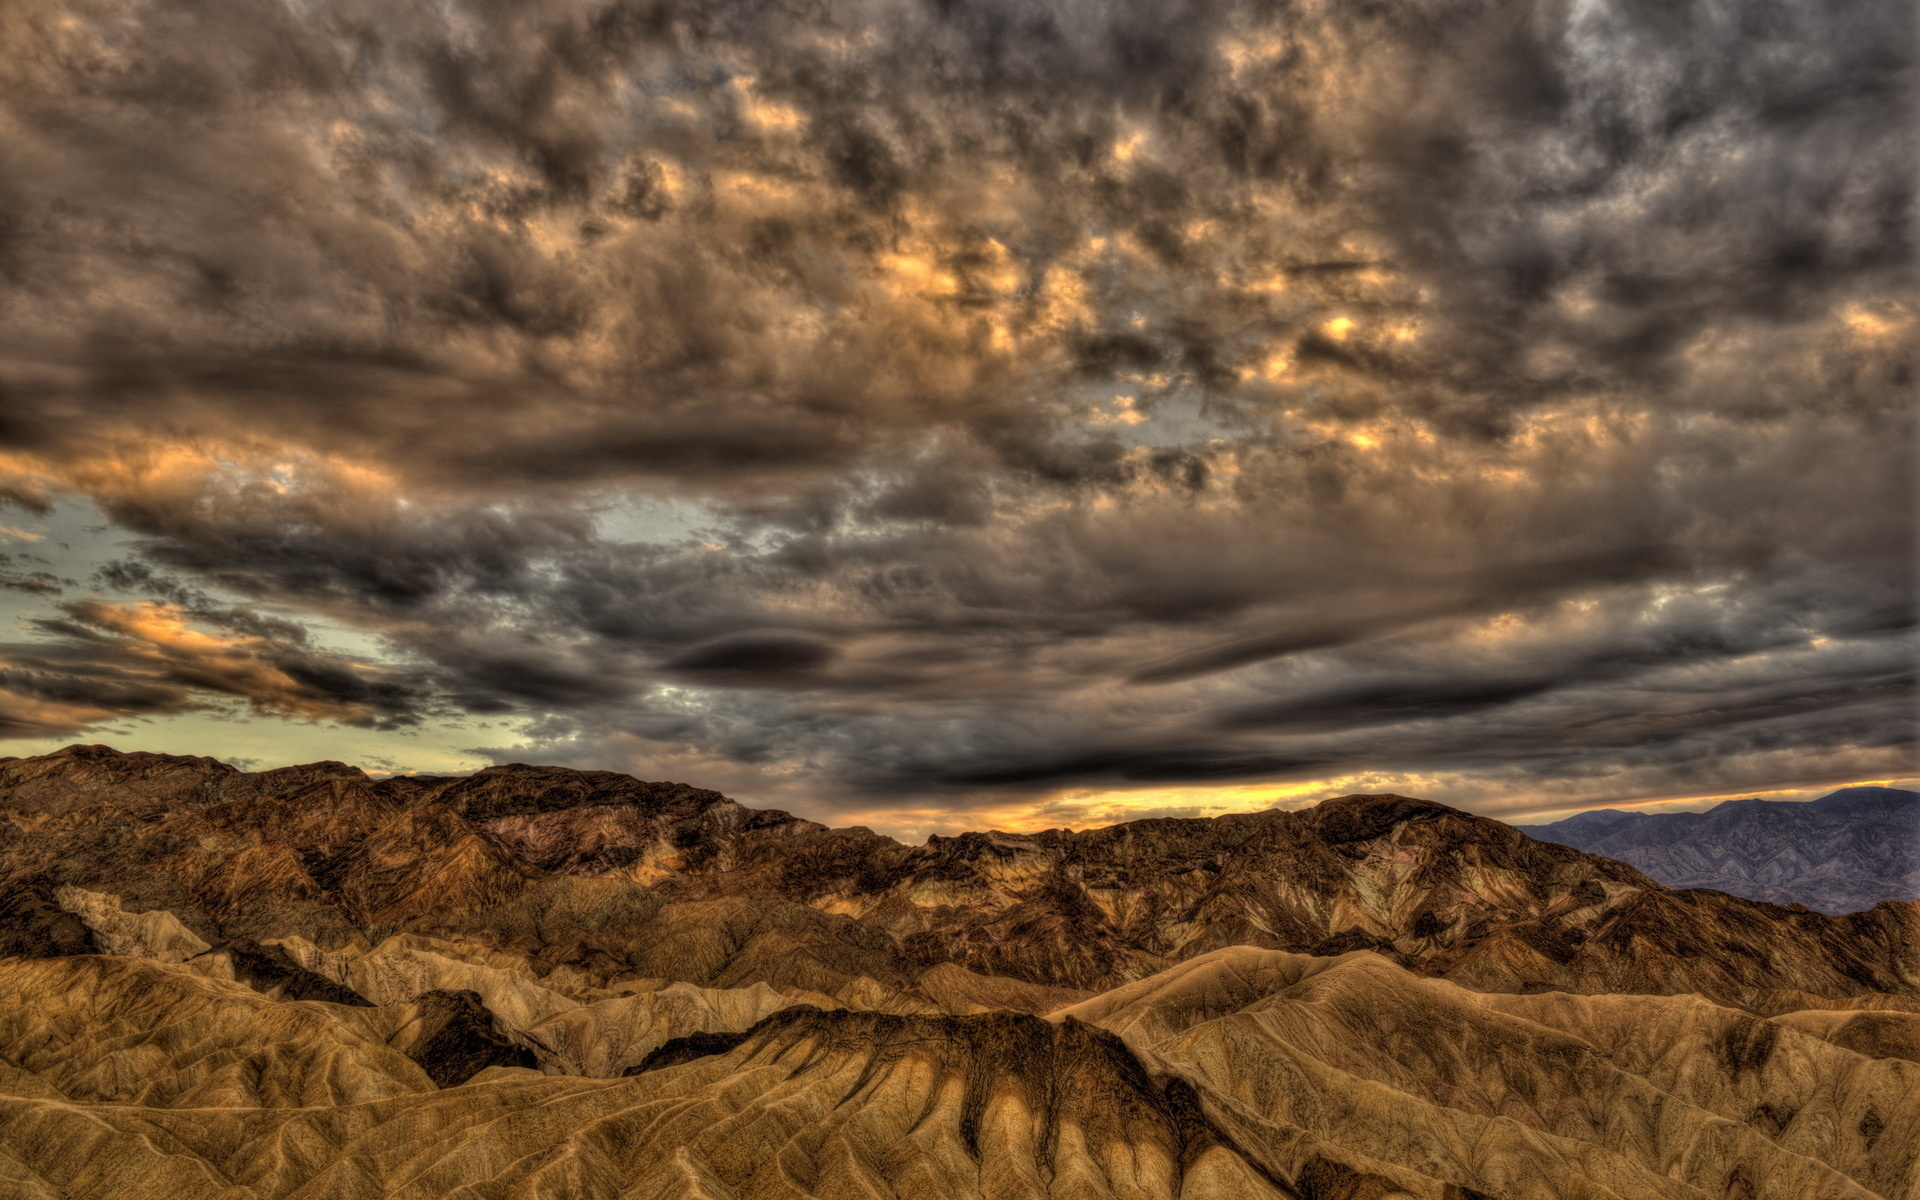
xmin=52 ymin=885 xmax=210 ymax=961
xmin=0 ymin=747 xmax=1914 ymax=1198
xmin=0 ymin=946 xmax=1913 ymax=1198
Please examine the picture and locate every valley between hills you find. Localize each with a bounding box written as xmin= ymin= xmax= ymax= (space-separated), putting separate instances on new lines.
xmin=0 ymin=744 xmax=1915 ymax=1200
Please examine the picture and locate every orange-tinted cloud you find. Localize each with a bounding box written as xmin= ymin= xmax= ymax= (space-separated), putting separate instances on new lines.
xmin=1 ymin=596 xmax=430 ymax=739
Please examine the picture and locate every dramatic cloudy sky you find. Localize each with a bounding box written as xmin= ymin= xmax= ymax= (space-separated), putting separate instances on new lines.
xmin=0 ymin=0 xmax=1912 ymax=836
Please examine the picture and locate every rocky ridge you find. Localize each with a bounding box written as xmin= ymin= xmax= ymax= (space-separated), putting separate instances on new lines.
xmin=2 ymin=745 xmax=1912 ymax=1015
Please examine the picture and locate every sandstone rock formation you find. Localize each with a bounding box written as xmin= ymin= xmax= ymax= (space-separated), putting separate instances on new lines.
xmin=1515 ymin=787 xmax=1920 ymax=914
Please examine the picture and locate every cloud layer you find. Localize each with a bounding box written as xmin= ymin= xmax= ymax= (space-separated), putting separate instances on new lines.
xmin=0 ymin=0 xmax=1911 ymax=830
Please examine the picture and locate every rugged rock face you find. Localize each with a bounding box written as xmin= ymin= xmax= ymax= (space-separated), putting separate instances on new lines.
xmin=388 ymin=987 xmax=540 ymax=1086
xmin=0 ymin=742 xmax=364 ymax=818
xmin=1515 ymin=787 xmax=1920 ymax=914
xmin=0 ymin=745 xmax=1915 ymax=1198
xmin=1 ymin=746 xmax=1914 ymax=1013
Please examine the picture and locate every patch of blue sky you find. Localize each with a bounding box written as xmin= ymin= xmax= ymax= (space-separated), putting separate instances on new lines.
xmin=1055 ymin=374 xmax=1236 ymax=450
xmin=588 ymin=493 xmax=740 ymax=548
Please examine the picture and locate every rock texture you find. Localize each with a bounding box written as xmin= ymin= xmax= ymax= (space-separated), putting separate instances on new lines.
xmin=0 ymin=947 xmax=1915 ymax=1199
xmin=1515 ymin=787 xmax=1920 ymax=914
xmin=2 ymin=746 xmax=1913 ymax=1013
xmin=0 ymin=745 xmax=1915 ymax=1198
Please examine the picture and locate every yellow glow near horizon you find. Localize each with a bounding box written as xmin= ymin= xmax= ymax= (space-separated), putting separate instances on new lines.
xmin=832 ymin=776 xmax=1410 ymax=841
xmin=826 ymin=773 xmax=1919 ymax=843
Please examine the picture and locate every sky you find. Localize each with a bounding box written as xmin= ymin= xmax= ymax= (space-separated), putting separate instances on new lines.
xmin=0 ymin=0 xmax=1913 ymax=839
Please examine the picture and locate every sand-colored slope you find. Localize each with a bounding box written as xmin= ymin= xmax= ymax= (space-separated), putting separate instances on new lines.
xmin=0 ymin=946 xmax=1912 ymax=1198
xmin=263 ymin=931 xmax=859 ymax=1074
xmin=1472 ymin=990 xmax=1919 ymax=1199
xmin=53 ymin=884 xmax=210 ymax=961
xmin=1772 ymin=1009 xmax=1920 ymax=1065
xmin=0 ymin=970 xmax=1418 ymax=1199
xmin=1064 ymin=947 xmax=1914 ymax=1200
xmin=260 ymin=929 xmax=1086 ymax=1075
xmin=0 ymin=955 xmax=433 ymax=1107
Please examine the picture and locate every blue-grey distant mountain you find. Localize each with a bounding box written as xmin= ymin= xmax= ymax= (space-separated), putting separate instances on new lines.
xmin=1514 ymin=787 xmax=1920 ymax=914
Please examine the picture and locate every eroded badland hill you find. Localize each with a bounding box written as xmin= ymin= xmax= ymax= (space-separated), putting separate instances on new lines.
xmin=0 ymin=744 xmax=1914 ymax=1199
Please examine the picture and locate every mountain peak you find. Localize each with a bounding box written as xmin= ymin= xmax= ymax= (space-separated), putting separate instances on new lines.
xmin=1304 ymin=792 xmax=1470 ymax=843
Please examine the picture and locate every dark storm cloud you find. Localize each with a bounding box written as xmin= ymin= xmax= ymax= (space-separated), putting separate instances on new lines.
xmin=667 ymin=633 xmax=839 ymax=679
xmin=0 ymin=0 xmax=1910 ymax=821
xmin=0 ymin=596 xmax=434 ymax=736
xmin=1220 ymin=677 xmax=1563 ymax=731
xmin=0 ymin=554 xmax=65 ymax=596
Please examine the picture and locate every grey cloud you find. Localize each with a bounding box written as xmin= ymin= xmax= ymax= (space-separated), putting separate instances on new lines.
xmin=0 ymin=552 xmax=65 ymax=595
xmin=0 ymin=598 xmax=437 ymax=734
xmin=1220 ymin=678 xmax=1562 ymax=731
xmin=667 ymin=633 xmax=839 ymax=679
xmin=0 ymin=0 xmax=1909 ymax=821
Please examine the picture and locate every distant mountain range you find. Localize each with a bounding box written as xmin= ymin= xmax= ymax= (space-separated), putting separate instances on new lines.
xmin=1513 ymin=786 xmax=1920 ymax=914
